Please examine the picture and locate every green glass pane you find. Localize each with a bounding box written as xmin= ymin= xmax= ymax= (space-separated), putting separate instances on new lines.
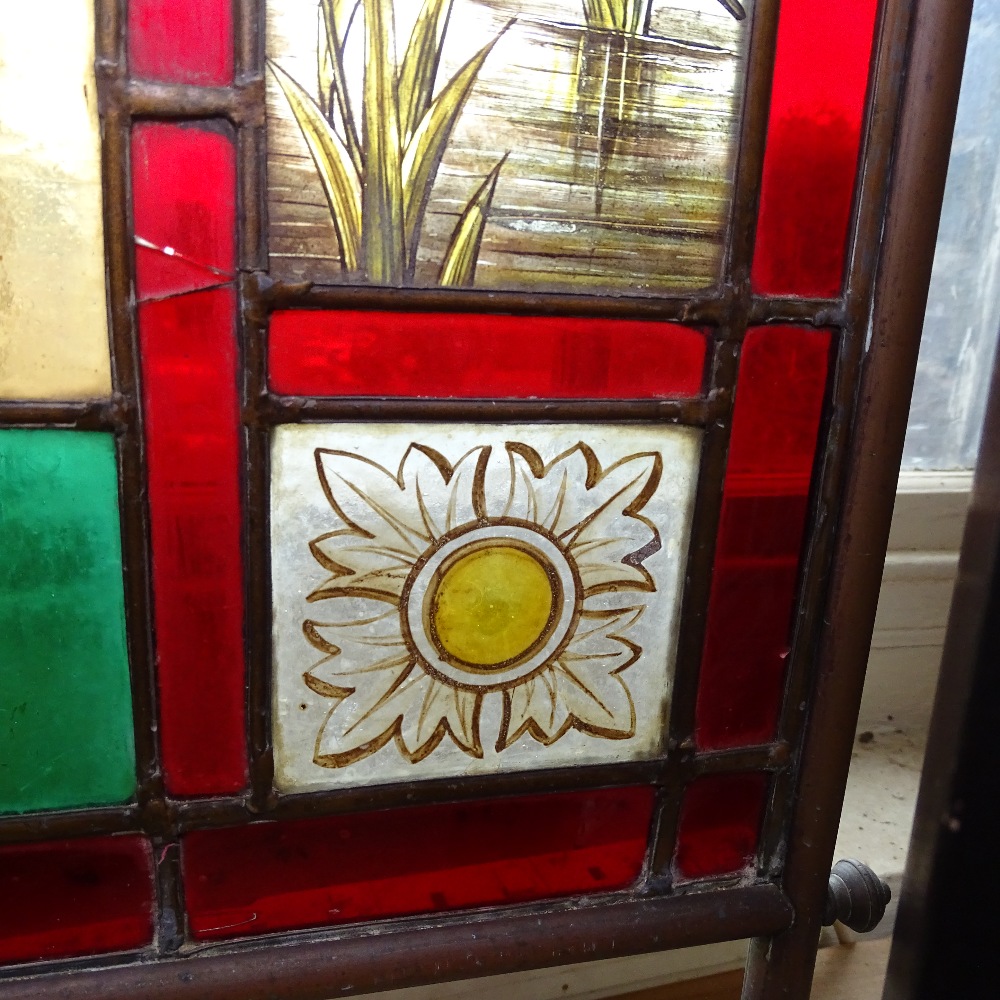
xmin=0 ymin=430 xmax=136 ymax=813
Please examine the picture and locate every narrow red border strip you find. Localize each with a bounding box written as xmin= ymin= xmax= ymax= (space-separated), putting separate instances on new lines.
xmin=695 ymin=326 xmax=831 ymax=749
xmin=132 ymin=123 xmax=247 ymax=796
xmin=752 ymin=0 xmax=880 ymax=296
xmin=128 ymin=0 xmax=234 ymax=86
xmin=182 ymin=787 xmax=655 ymax=939
xmin=268 ymin=310 xmax=708 ymax=399
xmin=0 ymin=836 xmax=154 ymax=965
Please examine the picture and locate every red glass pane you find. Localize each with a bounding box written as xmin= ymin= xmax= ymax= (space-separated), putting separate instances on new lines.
xmin=752 ymin=0 xmax=879 ymax=296
xmin=183 ymin=787 xmax=654 ymax=940
xmin=695 ymin=327 xmax=830 ymax=749
xmin=674 ymin=773 xmax=768 ymax=881
xmin=268 ymin=311 xmax=707 ymax=399
xmin=132 ymin=123 xmax=246 ymax=796
xmin=128 ymin=0 xmax=233 ymax=86
xmin=132 ymin=123 xmax=237 ymax=302
xmin=0 ymin=836 xmax=154 ymax=965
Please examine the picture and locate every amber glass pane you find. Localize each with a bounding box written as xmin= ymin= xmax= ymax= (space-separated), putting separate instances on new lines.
xmin=674 ymin=773 xmax=768 ymax=881
xmin=183 ymin=788 xmax=654 ymax=939
xmin=128 ymin=0 xmax=233 ymax=85
xmin=0 ymin=2 xmax=110 ymax=399
xmin=695 ymin=327 xmax=830 ymax=749
xmin=131 ymin=123 xmax=247 ymax=796
xmin=0 ymin=431 xmax=135 ymax=814
xmin=752 ymin=0 xmax=879 ymax=296
xmin=0 ymin=836 xmax=154 ymax=966
xmin=269 ymin=311 xmax=707 ymax=399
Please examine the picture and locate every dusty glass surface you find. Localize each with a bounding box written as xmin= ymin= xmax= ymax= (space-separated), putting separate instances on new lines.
xmin=266 ymin=0 xmax=751 ymax=295
xmin=902 ymin=2 xmax=1000 ymax=470
xmin=0 ymin=3 xmax=111 ymax=399
xmin=271 ymin=422 xmax=701 ymax=791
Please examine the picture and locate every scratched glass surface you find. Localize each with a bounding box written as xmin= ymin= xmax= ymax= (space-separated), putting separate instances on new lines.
xmin=0 ymin=2 xmax=110 ymax=398
xmin=265 ymin=0 xmax=751 ymax=295
xmin=270 ymin=422 xmax=700 ymax=792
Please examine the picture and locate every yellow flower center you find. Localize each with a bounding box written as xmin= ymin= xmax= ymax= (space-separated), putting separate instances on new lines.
xmin=429 ymin=542 xmax=557 ymax=671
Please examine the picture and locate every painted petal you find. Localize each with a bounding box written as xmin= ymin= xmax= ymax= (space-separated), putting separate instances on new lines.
xmin=315 ymin=449 xmax=431 ymax=558
xmin=314 ymin=663 xmax=418 ymax=766
xmin=399 ymin=443 xmax=488 ymax=539
xmin=561 ymin=449 xmax=661 ymax=595
xmin=310 ymin=530 xmax=415 ymax=599
xmin=499 ymin=668 xmax=570 ymax=748
xmin=303 ymin=597 xmax=411 ymax=714
xmin=315 ymin=667 xmax=481 ymax=766
xmin=305 ymin=649 xmax=413 ymax=713
xmin=553 ymin=659 xmax=635 ymax=738
xmin=563 ymin=605 xmax=644 ymax=674
xmin=396 ymin=673 xmax=482 ymax=759
xmin=503 ymin=443 xmax=661 ymax=594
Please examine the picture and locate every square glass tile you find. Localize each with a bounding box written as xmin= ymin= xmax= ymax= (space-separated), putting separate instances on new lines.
xmin=271 ymin=422 xmax=700 ymax=791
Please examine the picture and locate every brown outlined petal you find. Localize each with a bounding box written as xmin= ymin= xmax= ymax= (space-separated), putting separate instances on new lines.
xmin=504 ymin=442 xmax=662 ymax=595
xmin=396 ymin=673 xmax=482 ymax=759
xmin=552 ymin=660 xmax=635 ymax=738
xmin=313 ymin=666 xmax=483 ymax=766
xmin=315 ymin=449 xmax=431 ymax=557
xmin=398 ymin=443 xmax=489 ymax=538
xmin=309 ymin=530 xmax=415 ymax=599
xmin=501 ymin=667 xmax=570 ymax=747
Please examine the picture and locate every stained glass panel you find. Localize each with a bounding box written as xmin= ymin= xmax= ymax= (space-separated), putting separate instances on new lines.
xmin=182 ymin=788 xmax=653 ymax=939
xmin=0 ymin=2 xmax=110 ymax=399
xmin=752 ymin=0 xmax=879 ymax=296
xmin=266 ymin=0 xmax=751 ymax=294
xmin=0 ymin=836 xmax=154 ymax=965
xmin=674 ymin=773 xmax=768 ymax=880
xmin=271 ymin=423 xmax=699 ymax=791
xmin=0 ymin=431 xmax=135 ymax=815
xmin=131 ymin=123 xmax=247 ymax=796
xmin=695 ymin=326 xmax=831 ymax=749
xmin=128 ymin=0 xmax=234 ymax=85
xmin=269 ymin=311 xmax=708 ymax=398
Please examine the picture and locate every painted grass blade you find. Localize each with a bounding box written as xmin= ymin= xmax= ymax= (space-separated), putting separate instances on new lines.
xmin=398 ymin=0 xmax=454 ymax=146
xmin=361 ymin=0 xmax=405 ymax=285
xmin=582 ymin=0 xmax=622 ymax=31
xmin=270 ymin=61 xmax=363 ymax=272
xmin=318 ymin=4 xmax=334 ymax=119
xmin=437 ymin=155 xmax=506 ymax=288
xmin=320 ymin=0 xmax=363 ymax=174
xmin=401 ymin=25 xmax=509 ymax=275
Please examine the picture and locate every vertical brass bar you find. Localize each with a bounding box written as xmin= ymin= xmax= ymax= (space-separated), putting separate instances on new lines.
xmin=743 ymin=0 xmax=974 ymax=995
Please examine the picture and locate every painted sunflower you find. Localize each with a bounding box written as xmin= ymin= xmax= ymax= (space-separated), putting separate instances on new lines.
xmin=302 ymin=440 xmax=663 ymax=767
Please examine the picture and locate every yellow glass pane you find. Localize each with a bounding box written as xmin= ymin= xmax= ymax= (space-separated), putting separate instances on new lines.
xmin=0 ymin=3 xmax=111 ymax=399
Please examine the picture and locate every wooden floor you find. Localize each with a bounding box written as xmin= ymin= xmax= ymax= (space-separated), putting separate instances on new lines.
xmin=608 ymin=939 xmax=891 ymax=1000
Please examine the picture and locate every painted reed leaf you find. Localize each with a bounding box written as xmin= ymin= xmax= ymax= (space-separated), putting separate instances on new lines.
xmin=401 ymin=25 xmax=511 ymax=275
xmin=398 ymin=0 xmax=454 ymax=147
xmin=582 ymin=0 xmax=650 ymax=33
xmin=269 ymin=61 xmax=363 ymax=272
xmin=361 ymin=0 xmax=406 ymax=285
xmin=438 ymin=155 xmax=507 ymax=287
xmin=319 ymin=0 xmax=363 ymax=173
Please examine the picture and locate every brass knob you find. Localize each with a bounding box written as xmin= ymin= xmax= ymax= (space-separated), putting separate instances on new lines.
xmin=822 ymin=859 xmax=892 ymax=933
